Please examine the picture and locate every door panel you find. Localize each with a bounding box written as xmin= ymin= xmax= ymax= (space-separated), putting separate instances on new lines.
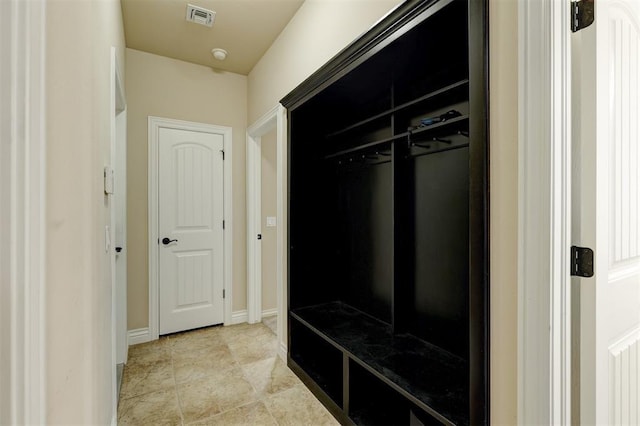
xmin=159 ymin=128 xmax=224 ymax=335
xmin=573 ymin=1 xmax=640 ymax=423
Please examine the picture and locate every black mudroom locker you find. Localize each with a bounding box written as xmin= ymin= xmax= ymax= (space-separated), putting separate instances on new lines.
xmin=281 ymin=0 xmax=488 ymax=424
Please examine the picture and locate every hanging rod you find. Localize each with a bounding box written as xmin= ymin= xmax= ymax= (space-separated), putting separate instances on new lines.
xmin=407 ymin=142 xmax=470 ymax=159
xmin=324 ymin=132 xmax=408 ymax=160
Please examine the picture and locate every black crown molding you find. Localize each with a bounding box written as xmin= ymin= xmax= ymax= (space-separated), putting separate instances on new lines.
xmin=280 ymin=0 xmax=445 ymax=111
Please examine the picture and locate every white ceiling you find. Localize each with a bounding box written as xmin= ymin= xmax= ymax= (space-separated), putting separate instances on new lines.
xmin=121 ymin=0 xmax=305 ymax=75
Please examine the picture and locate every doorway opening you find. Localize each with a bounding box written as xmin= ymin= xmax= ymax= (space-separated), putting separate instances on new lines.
xmin=246 ymin=104 xmax=287 ymax=358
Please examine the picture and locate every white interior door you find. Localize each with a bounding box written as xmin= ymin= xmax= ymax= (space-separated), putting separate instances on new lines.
xmin=158 ymin=127 xmax=225 ymax=335
xmin=572 ymin=0 xmax=640 ymax=423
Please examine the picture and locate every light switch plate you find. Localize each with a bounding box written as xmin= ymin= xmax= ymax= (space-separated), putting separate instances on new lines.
xmin=104 ymin=166 xmax=114 ymax=194
xmin=266 ymin=216 xmax=277 ymax=227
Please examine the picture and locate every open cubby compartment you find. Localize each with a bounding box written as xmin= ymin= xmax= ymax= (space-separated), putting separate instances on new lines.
xmin=348 ymin=360 xmax=443 ymax=426
xmin=390 ymin=0 xmax=469 ymax=106
xmin=334 ymin=150 xmax=393 ymax=323
xmin=405 ymin=142 xmax=470 ymax=358
xmin=392 ymin=81 xmax=469 ymax=133
xmin=291 ymin=302 xmax=470 ymax=425
xmin=307 ymin=50 xmax=394 ymax=138
xmin=325 ymin=115 xmax=393 ymax=154
xmin=288 ymin=123 xmax=343 ymax=311
xmin=289 ymin=318 xmax=343 ymax=407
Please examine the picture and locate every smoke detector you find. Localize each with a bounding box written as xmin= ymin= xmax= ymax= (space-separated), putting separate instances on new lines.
xmin=186 ymin=4 xmax=216 ymax=27
xmin=211 ymin=48 xmax=227 ymax=61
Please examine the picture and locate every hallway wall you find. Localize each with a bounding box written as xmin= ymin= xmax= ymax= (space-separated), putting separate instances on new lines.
xmin=45 ymin=0 xmax=125 ymax=422
xmin=126 ymin=49 xmax=248 ymax=329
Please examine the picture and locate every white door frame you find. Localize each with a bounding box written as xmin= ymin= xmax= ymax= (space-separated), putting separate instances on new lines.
xmin=148 ymin=116 xmax=233 ymax=340
xmin=0 ymin=0 xmax=47 ymax=423
xmin=246 ymin=104 xmax=288 ymax=358
xmin=518 ymin=0 xmax=573 ymax=424
xmin=110 ymin=46 xmax=126 ymax=420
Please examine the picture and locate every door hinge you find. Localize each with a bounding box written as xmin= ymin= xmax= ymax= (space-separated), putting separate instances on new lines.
xmin=220 ymin=149 xmax=225 ymax=160
xmin=257 ymin=234 xmax=262 ymax=240
xmin=571 ymin=0 xmax=594 ymax=33
xmin=570 ymin=245 xmax=594 ymax=277
xmin=222 ymin=220 xmax=225 ymax=230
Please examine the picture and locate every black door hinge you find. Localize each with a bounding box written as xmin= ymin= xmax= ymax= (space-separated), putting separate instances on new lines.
xmin=223 ymin=289 xmax=226 ymax=299
xmin=571 ymin=0 xmax=594 ymax=32
xmin=257 ymin=234 xmax=262 ymax=240
xmin=571 ymin=246 xmax=594 ymax=277
xmin=220 ymin=149 xmax=225 ymax=160
xmin=222 ymin=220 xmax=225 ymax=230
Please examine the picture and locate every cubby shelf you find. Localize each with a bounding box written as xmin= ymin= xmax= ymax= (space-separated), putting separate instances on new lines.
xmin=291 ymin=302 xmax=469 ymax=426
xmin=324 ymin=134 xmax=404 ymax=159
xmin=324 ymin=115 xmax=469 ymax=160
xmin=325 ymin=79 xmax=470 ymax=139
xmin=408 ymin=114 xmax=469 ymax=138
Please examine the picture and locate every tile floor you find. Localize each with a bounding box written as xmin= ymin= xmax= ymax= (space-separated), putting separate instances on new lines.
xmin=262 ymin=316 xmax=277 ymax=335
xmin=118 ymin=321 xmax=339 ymax=426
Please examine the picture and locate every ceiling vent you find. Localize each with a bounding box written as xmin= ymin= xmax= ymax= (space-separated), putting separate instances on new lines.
xmin=186 ymin=4 xmax=216 ymax=27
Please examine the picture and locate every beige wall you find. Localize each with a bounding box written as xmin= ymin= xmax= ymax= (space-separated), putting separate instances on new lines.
xmin=489 ymin=0 xmax=519 ymax=424
xmin=261 ymin=129 xmax=278 ymax=312
xmin=126 ymin=49 xmax=248 ymax=329
xmin=248 ymin=0 xmax=403 ymax=122
xmin=45 ymin=0 xmax=125 ymax=422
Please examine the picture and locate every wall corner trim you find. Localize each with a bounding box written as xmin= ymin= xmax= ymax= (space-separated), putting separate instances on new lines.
xmin=128 ymin=328 xmax=152 ymax=346
xmin=230 ymin=310 xmax=248 ymax=325
xmin=518 ymin=0 xmax=573 ymax=424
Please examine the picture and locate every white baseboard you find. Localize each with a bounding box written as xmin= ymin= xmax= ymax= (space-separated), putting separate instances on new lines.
xmin=131 ymin=311 xmax=260 ymax=337
xmin=278 ymin=342 xmax=287 ymax=360
xmin=231 ymin=308 xmax=276 ymax=325
xmin=262 ymin=308 xmax=278 ymax=317
xmin=230 ymin=310 xmax=247 ymax=325
xmin=128 ymin=327 xmax=151 ymax=345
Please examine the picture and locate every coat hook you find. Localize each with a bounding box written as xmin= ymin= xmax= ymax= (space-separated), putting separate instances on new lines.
xmin=413 ymin=142 xmax=431 ymax=149
xmin=432 ymin=137 xmax=452 ymax=144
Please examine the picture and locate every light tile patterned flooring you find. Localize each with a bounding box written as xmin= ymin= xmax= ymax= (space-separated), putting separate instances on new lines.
xmin=118 ymin=321 xmax=339 ymax=425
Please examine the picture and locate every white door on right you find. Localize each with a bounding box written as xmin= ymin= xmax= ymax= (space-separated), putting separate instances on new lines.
xmin=573 ymin=0 xmax=640 ymax=423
